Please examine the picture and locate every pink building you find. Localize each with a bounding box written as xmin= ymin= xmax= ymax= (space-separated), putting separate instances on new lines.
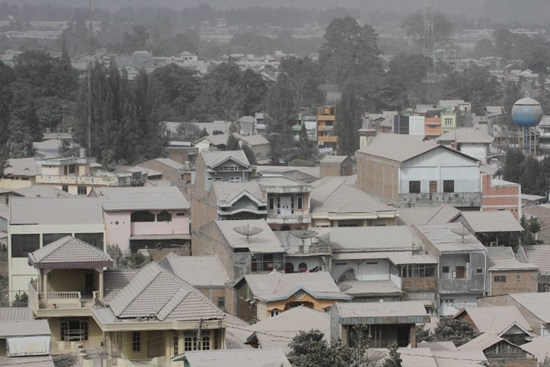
xmin=91 ymin=186 xmax=190 ymax=253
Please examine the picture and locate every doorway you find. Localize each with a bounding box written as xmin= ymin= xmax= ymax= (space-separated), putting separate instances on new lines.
xmin=278 ymin=196 xmax=293 ymax=216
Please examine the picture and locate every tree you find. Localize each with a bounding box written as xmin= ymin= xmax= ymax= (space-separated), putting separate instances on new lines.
xmin=123 ymin=25 xmax=150 ymax=53
xmin=295 ymin=124 xmax=317 ymax=161
xmin=242 ymin=144 xmax=257 ymax=165
xmin=37 ymin=97 xmax=64 ymax=133
xmin=7 ymin=118 xmax=35 ymax=158
xmin=0 ymin=61 xmax=16 ymax=169
xmin=25 ymin=100 xmax=42 ymax=142
xmin=360 ymin=75 xmax=408 ymax=112
xmin=226 ymin=134 xmax=240 ymax=151
xmin=319 ymin=16 xmax=383 ymax=85
xmin=383 ymin=343 xmax=402 ymax=367
xmin=335 ymin=82 xmax=363 ymax=157
xmin=388 ymin=53 xmax=432 ymax=83
xmin=280 ymin=56 xmax=323 ymax=107
xmin=473 ymin=39 xmax=496 ymax=58
xmin=501 ymin=148 xmax=524 ymax=184
xmin=429 ymin=317 xmax=478 ymax=347
xmin=13 ymin=292 xmax=28 ymax=307
xmin=402 ymin=11 xmax=454 ymax=49
xmin=266 ymin=72 xmax=297 ymax=164
xmin=239 ymin=69 xmax=268 ymax=116
xmin=174 ymin=123 xmax=202 ymax=143
xmin=61 ymin=36 xmax=71 ymax=64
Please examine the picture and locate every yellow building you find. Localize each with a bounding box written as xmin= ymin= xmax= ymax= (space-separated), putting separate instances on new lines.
xmin=27 ymin=238 xmax=227 ymax=367
xmin=235 ymin=271 xmax=351 ymax=322
xmin=0 ymin=158 xmax=38 ymax=189
xmin=317 ymin=106 xmax=338 ymax=150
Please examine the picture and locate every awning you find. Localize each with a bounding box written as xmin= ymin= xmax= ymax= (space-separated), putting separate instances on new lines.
xmin=130 ymin=234 xmax=191 ymax=241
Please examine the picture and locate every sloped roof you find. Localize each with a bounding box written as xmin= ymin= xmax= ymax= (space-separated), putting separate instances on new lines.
xmin=320 ymin=155 xmax=349 ymax=163
xmin=195 ymin=133 xmax=232 ymax=146
xmin=487 ymin=247 xmax=538 ymax=271
xmin=108 ymin=262 xmax=224 ymax=321
xmin=239 ymin=134 xmax=270 ymax=146
xmin=455 ymin=306 xmax=533 ymax=334
xmin=11 ymin=186 xmax=73 ymax=198
xmin=158 ymin=253 xmax=230 ymax=287
xmin=337 ymin=280 xmax=402 ymax=296
xmin=461 ymin=211 xmax=524 ymax=233
xmin=0 ymin=356 xmax=54 ymax=367
xmin=524 ymin=245 xmax=550 ymax=274
xmin=9 ymin=197 xmax=103 ymax=225
xmin=520 ymin=337 xmax=550 ymax=364
xmin=183 ymin=349 xmax=291 ymax=367
xmin=103 ymin=270 xmax=139 ymax=302
xmin=28 ymin=236 xmax=113 ymax=269
xmin=248 ymin=307 xmax=330 ymax=354
xmin=335 ymin=301 xmax=429 ymax=320
xmin=239 ymin=116 xmax=256 ymax=123
xmin=357 ymin=134 xmax=439 ymax=162
xmin=201 ymin=150 xmax=250 ymax=168
xmin=212 ymin=181 xmax=265 ymax=204
xmin=214 ymin=219 xmax=285 ymax=253
xmin=93 ymin=186 xmax=190 ymax=211
xmin=245 ymin=271 xmax=351 ymax=302
xmin=311 ymin=176 xmax=395 ymax=215
xmin=0 ymin=319 xmax=50 ymax=337
xmin=3 ymin=157 xmax=39 ymax=176
xmin=509 ymin=293 xmax=550 ymax=323
xmin=459 ymin=333 xmax=507 ymax=352
xmin=0 ymin=308 xmax=30 ymax=322
xmin=436 ymin=127 xmax=494 ymax=144
xmin=397 ymin=204 xmax=461 ymax=226
xmin=414 ymin=223 xmax=486 ymax=253
xmin=328 ymin=226 xmax=414 ymax=252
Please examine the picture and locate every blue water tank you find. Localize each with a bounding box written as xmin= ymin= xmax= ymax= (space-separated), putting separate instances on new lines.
xmin=511 ymin=97 xmax=543 ymax=127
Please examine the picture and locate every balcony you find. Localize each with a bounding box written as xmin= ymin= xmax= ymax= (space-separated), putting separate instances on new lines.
xmin=400 ymin=192 xmax=482 ymax=208
xmin=29 ymin=282 xmax=101 ymax=317
xmin=36 ymin=174 xmax=119 ymax=186
xmin=267 ymin=209 xmax=311 ymax=225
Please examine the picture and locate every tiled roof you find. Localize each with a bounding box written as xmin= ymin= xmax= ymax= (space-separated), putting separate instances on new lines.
xmin=94 ymin=186 xmax=190 ymax=211
xmin=244 ymin=271 xmax=351 ymax=302
xmin=183 ymin=348 xmax=292 ymax=367
xmin=461 ymin=211 xmax=524 ymax=233
xmin=158 ymin=254 xmax=230 ymax=287
xmin=397 ymin=204 xmax=461 ymax=225
xmin=310 ymin=176 xmax=395 ymax=214
xmin=0 ymin=307 xmax=30 ymax=321
xmin=212 ymin=181 xmax=265 ymax=204
xmin=524 ymin=245 xmax=550 ymax=274
xmin=9 ymin=197 xmax=103 ymax=225
xmin=108 ymin=262 xmax=224 ymax=321
xmin=0 ymin=319 xmax=50 ymax=337
xmin=201 ymin=150 xmax=250 ymax=168
xmin=103 ymin=270 xmax=139 ymax=302
xmin=29 ymin=236 xmax=113 ymax=269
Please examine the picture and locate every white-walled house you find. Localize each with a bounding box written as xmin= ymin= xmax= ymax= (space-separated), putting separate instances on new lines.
xmin=436 ymin=127 xmax=494 ymax=164
xmin=356 ymin=133 xmax=481 ymax=209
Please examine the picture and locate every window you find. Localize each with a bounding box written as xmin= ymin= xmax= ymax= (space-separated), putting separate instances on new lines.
xmin=442 ymin=266 xmax=450 ymax=274
xmin=251 ymin=253 xmax=283 ymax=272
xmin=60 ymin=319 xmax=88 ymax=341
xmin=298 ymin=263 xmax=308 ymax=272
xmin=62 ymin=185 xmax=68 ymax=192
xmin=77 ymin=186 xmax=87 ymax=196
xmin=409 ymin=181 xmax=421 ymax=194
xmin=476 ymin=268 xmax=483 ymax=274
xmin=443 ymin=180 xmax=455 ymax=193
xmin=297 ymin=196 xmax=303 ymax=210
xmin=11 ymin=234 xmax=40 ymax=258
xmin=202 ymin=336 xmax=210 ymax=350
xmin=157 ymin=211 xmax=172 ymax=222
xmin=229 ymin=177 xmax=242 ymax=182
xmin=444 ymin=118 xmax=453 ymax=126
xmin=132 ymin=332 xmax=141 ymax=352
xmin=402 ymin=264 xmax=436 ymax=278
xmin=494 ymin=276 xmax=507 ymax=282
xmin=217 ymin=297 xmax=225 ymax=308
xmin=184 ymin=337 xmax=194 ymax=351
xmin=268 ymin=195 xmax=274 ymax=210
xmin=68 ymin=164 xmax=76 ymax=174
xmin=75 ymin=233 xmax=104 ymax=249
xmin=173 ymin=331 xmax=179 ymax=356
xmin=131 ymin=211 xmax=155 ymax=222
xmin=43 ymin=233 xmax=71 ymax=245
xmin=270 ymin=309 xmax=280 ymax=317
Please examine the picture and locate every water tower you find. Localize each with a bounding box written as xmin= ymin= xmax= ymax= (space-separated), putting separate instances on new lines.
xmin=511 ymin=97 xmax=543 ymax=155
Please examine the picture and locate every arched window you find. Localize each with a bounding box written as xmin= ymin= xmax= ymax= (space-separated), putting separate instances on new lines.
xmin=131 ymin=211 xmax=155 ymax=222
xmin=270 ymin=309 xmax=280 ymax=317
xmin=202 ymin=336 xmax=210 ymax=350
xmin=157 ymin=210 xmax=172 ymax=222
xmin=285 ymin=262 xmax=295 ymax=273
xmin=281 ymin=225 xmax=291 ymax=231
xmin=298 ymin=263 xmax=308 ymax=272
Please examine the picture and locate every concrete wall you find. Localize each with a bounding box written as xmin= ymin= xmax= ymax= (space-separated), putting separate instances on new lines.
xmin=460 ymin=143 xmax=487 ymax=163
xmin=331 ymin=259 xmax=391 ymax=282
xmin=355 ymin=153 xmax=400 ymax=204
xmin=489 ymin=270 xmax=538 ymax=296
xmin=481 ymin=175 xmax=521 ymax=219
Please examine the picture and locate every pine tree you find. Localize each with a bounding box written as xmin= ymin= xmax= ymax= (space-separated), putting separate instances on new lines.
xmin=295 ymin=124 xmax=317 ymax=161
xmin=7 ymin=118 xmax=35 ymax=158
xmin=61 ymin=36 xmax=71 ymax=65
xmin=226 ymin=133 xmax=240 ymax=151
xmin=383 ymin=343 xmax=402 ymax=367
xmin=335 ymin=82 xmax=363 ymax=156
xmin=25 ymin=99 xmax=43 ymax=142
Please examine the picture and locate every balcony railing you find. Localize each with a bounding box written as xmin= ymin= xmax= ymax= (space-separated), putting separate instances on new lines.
xmin=400 ymin=192 xmax=482 ymax=207
xmin=29 ymin=282 xmax=99 ymax=310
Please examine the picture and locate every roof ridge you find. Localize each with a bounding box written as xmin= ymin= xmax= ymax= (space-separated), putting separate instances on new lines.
xmin=117 ymin=264 xmax=163 ymax=316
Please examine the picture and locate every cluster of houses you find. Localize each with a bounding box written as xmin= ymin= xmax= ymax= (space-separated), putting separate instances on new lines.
xmin=2 ymin=127 xmax=550 ymax=367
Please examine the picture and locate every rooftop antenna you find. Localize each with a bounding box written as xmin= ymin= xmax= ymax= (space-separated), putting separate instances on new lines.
xmin=360 ymin=0 xmax=370 ymax=26
xmin=233 ymin=224 xmax=263 ymax=244
xmin=87 ymin=0 xmax=92 ymax=153
xmin=423 ymin=0 xmax=436 ymax=82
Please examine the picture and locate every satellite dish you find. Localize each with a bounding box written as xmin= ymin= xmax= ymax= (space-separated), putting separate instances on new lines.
xmin=451 ymin=227 xmax=471 ymax=244
xmin=233 ymin=224 xmax=263 ymax=244
xmin=290 ymin=229 xmax=318 ymax=246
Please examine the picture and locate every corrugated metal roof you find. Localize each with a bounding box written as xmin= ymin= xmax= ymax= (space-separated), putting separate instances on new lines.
xmin=239 ymin=134 xmax=269 ymax=146
xmin=108 ymin=262 xmax=224 ymax=321
xmin=509 ymin=293 xmax=550 ymax=323
xmin=459 ymin=333 xmax=504 ymax=352
xmin=0 ymin=355 xmax=54 ymax=367
xmin=487 ymin=247 xmax=537 ymax=271
xmin=436 ymin=127 xmax=494 ymax=144
xmin=456 ymin=306 xmax=532 ymax=334
xmin=9 ymin=197 xmax=103 ymax=225
xmin=397 ymin=204 xmax=461 ymax=226
xmin=183 ymin=348 xmax=292 ymax=367
xmin=0 ymin=320 xmax=50 ymax=337
xmin=335 ymin=300 xmax=429 ymax=319
xmin=12 ymin=186 xmax=73 ymax=198
xmin=520 ymin=337 xmax=550 ymax=364
xmin=357 ymin=134 xmax=439 ymax=162
xmin=28 ymin=236 xmax=113 ymax=269
xmin=320 ymin=155 xmax=348 ymax=163
xmin=414 ymin=223 xmax=486 ymax=253
xmin=158 ymin=254 xmax=230 ymax=287
xmin=328 ymin=226 xmax=414 ymax=252
xmin=311 ymin=176 xmax=395 ymax=214
xmin=524 ymin=245 xmax=550 ymax=274
xmin=244 ymin=272 xmax=351 ymax=302
xmin=461 ymin=211 xmax=524 ymax=233
xmin=0 ymin=308 xmax=31 ymax=322
xmin=4 ymin=157 xmax=39 ymax=177
xmin=94 ymin=186 xmax=190 ymax=211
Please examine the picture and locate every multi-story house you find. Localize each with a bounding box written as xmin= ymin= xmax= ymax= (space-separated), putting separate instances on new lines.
xmin=317 ymin=106 xmax=337 ymax=151
xmin=27 ymin=238 xmax=227 ymax=366
xmin=413 ymin=223 xmax=488 ymax=316
xmin=481 ymin=174 xmax=521 ymax=219
xmin=356 ymin=133 xmax=482 ymax=209
xmin=8 ymin=197 xmax=105 ymax=300
xmin=91 ymin=186 xmax=190 ymax=254
xmin=424 ymin=110 xmax=442 ymax=138
xmin=437 ymin=100 xmax=472 ymax=133
xmin=0 ymin=158 xmax=39 ymax=189
xmin=436 ymin=127 xmax=494 ymax=164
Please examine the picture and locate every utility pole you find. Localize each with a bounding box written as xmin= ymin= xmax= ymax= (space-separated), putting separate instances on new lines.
xmin=423 ymin=0 xmax=436 ymax=82
xmin=360 ymin=0 xmax=370 ymax=26
xmin=87 ymin=0 xmax=92 ymax=153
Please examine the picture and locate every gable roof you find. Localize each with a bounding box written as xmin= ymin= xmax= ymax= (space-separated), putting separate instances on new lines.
xmin=3 ymin=157 xmax=39 ymax=177
xmin=310 ymin=176 xmax=395 ymax=215
xmin=414 ymin=223 xmax=486 ymax=253
xmin=459 ymin=333 xmax=526 ymax=354
xmin=214 ymin=219 xmax=285 ymax=253
xmin=158 ymin=253 xmax=230 ymax=287
xmin=524 ymin=245 xmax=550 ymax=274
xmin=244 ymin=271 xmax=351 ymax=302
xmin=454 ymin=306 xmax=533 ymax=334
xmin=108 ymin=262 xmax=224 ymax=321
xmin=334 ymin=301 xmax=430 ymax=323
xmin=212 ymin=181 xmax=265 ymax=205
xmin=358 ymin=133 xmax=478 ymax=163
xmin=520 ymin=337 xmax=550 ymax=364
xmin=201 ymin=150 xmax=250 ymax=168
xmin=328 ymin=226 xmax=415 ymax=252
xmin=239 ymin=134 xmax=270 ymax=146
xmin=461 ymin=211 xmax=524 ymax=233
xmin=436 ymin=127 xmax=494 ymax=144
xmin=11 ymin=186 xmax=73 ymax=198
xmin=397 ymin=204 xmax=462 ymax=226
xmin=183 ymin=349 xmax=291 ymax=367
xmin=508 ymin=293 xmax=550 ymax=323
xmin=93 ymin=186 xmax=190 ymax=211
xmin=9 ymin=197 xmax=103 ymax=225
xmin=28 ymin=236 xmax=113 ymax=269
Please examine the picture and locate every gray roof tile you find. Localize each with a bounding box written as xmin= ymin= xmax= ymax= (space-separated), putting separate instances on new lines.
xmin=184 ymin=349 xmax=291 ymax=367
xmin=94 ymin=186 xmax=190 ymax=211
xmin=158 ymin=254 xmax=230 ymax=287
xmin=9 ymin=197 xmax=103 ymax=225
xmin=0 ymin=308 xmax=31 ymax=322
